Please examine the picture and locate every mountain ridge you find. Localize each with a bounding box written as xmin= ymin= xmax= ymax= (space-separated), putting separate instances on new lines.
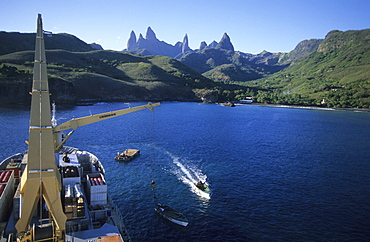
xmin=125 ymin=27 xmax=235 ymax=58
xmin=0 ymin=28 xmax=369 ymax=108
xmin=124 ymin=27 xmax=324 ymax=84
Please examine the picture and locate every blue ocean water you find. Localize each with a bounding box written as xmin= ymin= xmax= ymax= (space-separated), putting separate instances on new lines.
xmin=1 ymin=102 xmax=370 ymax=241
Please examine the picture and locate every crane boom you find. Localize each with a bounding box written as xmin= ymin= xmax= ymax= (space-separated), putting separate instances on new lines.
xmin=54 ymin=102 xmax=160 ymax=132
xmin=53 ymin=102 xmax=160 ymax=151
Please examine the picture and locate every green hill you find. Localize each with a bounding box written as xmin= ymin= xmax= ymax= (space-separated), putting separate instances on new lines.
xmin=250 ymin=29 xmax=370 ymax=108
xmin=280 ymin=39 xmax=323 ymax=64
xmin=0 ymin=50 xmax=216 ymax=105
xmin=0 ymin=31 xmax=94 ymax=55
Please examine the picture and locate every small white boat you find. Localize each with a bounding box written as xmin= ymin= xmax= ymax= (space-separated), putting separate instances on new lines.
xmin=194 ymin=181 xmax=211 ymax=199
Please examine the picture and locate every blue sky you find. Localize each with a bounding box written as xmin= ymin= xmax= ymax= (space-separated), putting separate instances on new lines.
xmin=1 ymin=0 xmax=369 ymax=54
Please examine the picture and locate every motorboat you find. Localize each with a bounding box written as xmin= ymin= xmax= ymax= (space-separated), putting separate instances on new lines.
xmin=194 ymin=181 xmax=211 ymax=198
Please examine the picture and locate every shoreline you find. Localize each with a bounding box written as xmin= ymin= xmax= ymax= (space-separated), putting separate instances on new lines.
xmin=2 ymin=101 xmax=370 ymax=113
xmin=245 ymin=103 xmax=370 ymax=113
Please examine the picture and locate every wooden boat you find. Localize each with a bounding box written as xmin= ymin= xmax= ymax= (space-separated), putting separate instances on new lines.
xmin=0 ymin=14 xmax=160 ymax=242
xmin=151 ymin=181 xmax=188 ymax=227
xmin=194 ymin=181 xmax=211 ymax=198
xmin=155 ymin=204 xmax=189 ymax=227
xmin=115 ymin=149 xmax=140 ymax=162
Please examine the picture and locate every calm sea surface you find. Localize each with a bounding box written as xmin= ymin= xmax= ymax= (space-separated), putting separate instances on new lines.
xmin=1 ymin=102 xmax=370 ymax=241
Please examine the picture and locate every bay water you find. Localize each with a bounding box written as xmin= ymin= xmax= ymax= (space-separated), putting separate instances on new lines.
xmin=1 ymin=102 xmax=370 ymax=241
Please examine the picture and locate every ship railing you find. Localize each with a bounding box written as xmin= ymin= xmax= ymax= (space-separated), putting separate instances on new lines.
xmin=0 ymin=152 xmax=26 ymax=170
xmin=108 ymin=195 xmax=132 ymax=242
xmin=61 ymin=146 xmax=78 ymax=154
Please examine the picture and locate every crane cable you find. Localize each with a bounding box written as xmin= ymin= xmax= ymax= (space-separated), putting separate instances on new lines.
xmin=149 ymin=107 xmax=159 ymax=205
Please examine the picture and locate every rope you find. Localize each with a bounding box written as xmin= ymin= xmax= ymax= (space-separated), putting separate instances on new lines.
xmin=149 ymin=106 xmax=159 ymax=205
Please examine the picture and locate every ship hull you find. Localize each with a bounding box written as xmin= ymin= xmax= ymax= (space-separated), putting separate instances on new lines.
xmin=0 ymin=147 xmax=131 ymax=241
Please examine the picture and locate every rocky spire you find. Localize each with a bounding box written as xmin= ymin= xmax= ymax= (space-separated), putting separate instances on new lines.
xmin=127 ymin=30 xmax=137 ymax=50
xmin=136 ymin=33 xmax=147 ymax=49
xmin=138 ymin=33 xmax=145 ymax=40
xmin=199 ymin=41 xmax=207 ymax=50
xmin=208 ymin=40 xmax=218 ymax=48
xmin=216 ymin=33 xmax=234 ymax=51
xmin=182 ymin=34 xmax=191 ymax=53
xmin=146 ymin=26 xmax=157 ymax=40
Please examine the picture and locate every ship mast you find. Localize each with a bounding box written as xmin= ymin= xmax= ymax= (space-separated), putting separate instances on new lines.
xmin=16 ymin=14 xmax=67 ymax=241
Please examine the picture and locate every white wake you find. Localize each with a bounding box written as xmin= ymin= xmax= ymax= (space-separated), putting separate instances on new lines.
xmin=167 ymin=152 xmax=210 ymax=199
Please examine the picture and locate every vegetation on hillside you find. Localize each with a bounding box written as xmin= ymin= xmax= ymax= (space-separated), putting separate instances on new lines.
xmin=245 ymin=29 xmax=370 ymax=108
xmin=0 ymin=50 xmax=218 ymax=105
xmin=0 ymin=31 xmax=94 ymax=55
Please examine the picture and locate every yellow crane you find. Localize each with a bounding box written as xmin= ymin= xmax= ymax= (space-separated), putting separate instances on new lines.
xmin=16 ymin=14 xmax=159 ymax=241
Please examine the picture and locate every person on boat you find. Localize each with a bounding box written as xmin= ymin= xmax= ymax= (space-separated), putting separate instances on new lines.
xmin=63 ymin=153 xmax=70 ymax=163
xmin=196 ymin=181 xmax=204 ymax=189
